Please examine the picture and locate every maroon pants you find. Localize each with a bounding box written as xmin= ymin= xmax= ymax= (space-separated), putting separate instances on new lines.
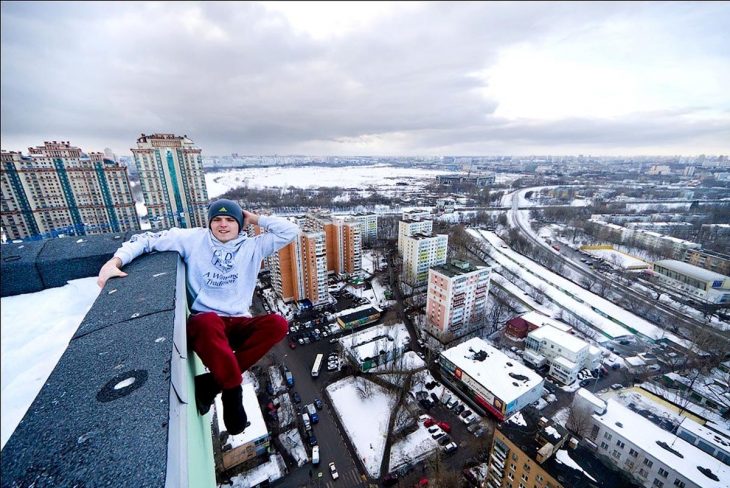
xmin=187 ymin=312 xmax=289 ymax=390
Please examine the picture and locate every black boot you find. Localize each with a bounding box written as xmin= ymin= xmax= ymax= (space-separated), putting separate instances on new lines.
xmin=222 ymin=385 xmax=248 ymax=435
xmin=194 ymin=373 xmax=221 ymax=416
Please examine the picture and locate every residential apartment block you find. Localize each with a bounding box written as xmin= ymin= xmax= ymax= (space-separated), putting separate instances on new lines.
xmin=525 ymin=325 xmax=601 ymax=385
xmin=1 ymin=141 xmax=139 ymax=240
xmin=323 ymin=218 xmax=362 ymax=278
xmin=268 ymin=224 xmax=328 ymax=305
xmin=682 ymin=248 xmax=730 ymax=276
xmin=397 ymin=217 xmax=433 ymax=255
xmin=585 ymin=399 xmax=729 ymax=488
xmin=425 ymin=260 xmax=490 ymax=344
xmin=487 ymin=408 xmax=634 ymax=488
xmin=402 ymin=233 xmax=448 ymax=287
xmin=352 ymin=212 xmax=378 ymax=244
xmin=131 ymin=133 xmax=208 ymax=230
xmin=588 ymin=219 xmax=701 ymax=258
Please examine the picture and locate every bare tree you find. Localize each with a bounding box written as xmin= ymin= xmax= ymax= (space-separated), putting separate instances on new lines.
xmin=566 ymin=404 xmax=594 ymax=438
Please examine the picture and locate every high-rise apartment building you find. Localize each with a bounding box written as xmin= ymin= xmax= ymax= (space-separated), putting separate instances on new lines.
xmin=131 ymin=133 xmax=208 ymax=230
xmin=1 ymin=141 xmax=139 ymax=240
xmin=425 ymin=260 xmax=490 ymax=343
xmin=268 ymin=222 xmax=328 ymax=305
xmin=323 ymin=218 xmax=362 ymax=278
xmin=398 ymin=218 xmax=433 ymax=255
xmin=402 ymin=233 xmax=448 ymax=287
xmin=351 ymin=213 xmax=378 ymax=245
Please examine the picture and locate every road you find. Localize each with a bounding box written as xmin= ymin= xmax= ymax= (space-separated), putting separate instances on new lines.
xmin=507 ymin=187 xmax=730 ymax=345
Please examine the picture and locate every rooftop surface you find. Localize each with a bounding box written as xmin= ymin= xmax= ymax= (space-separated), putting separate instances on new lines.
xmin=213 ymin=382 xmax=267 ymax=447
xmin=654 ymin=259 xmax=729 ymax=282
xmin=519 ymin=311 xmax=573 ymax=332
xmin=340 ymin=323 xmax=410 ymax=362
xmin=594 ymin=399 xmax=730 ymax=488
xmin=440 ymin=337 xmax=543 ymax=404
xmin=498 ymin=407 xmax=637 ymax=488
xmin=529 ymin=324 xmax=588 ymax=354
xmin=430 ymin=260 xmax=487 ymax=278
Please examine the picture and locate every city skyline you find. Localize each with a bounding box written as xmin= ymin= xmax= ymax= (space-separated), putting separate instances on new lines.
xmin=1 ymin=2 xmax=729 ymax=157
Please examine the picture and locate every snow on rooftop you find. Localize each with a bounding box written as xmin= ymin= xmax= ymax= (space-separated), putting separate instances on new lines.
xmin=388 ymin=423 xmax=439 ymax=472
xmin=214 ymin=382 xmax=268 ymax=448
xmin=227 ymin=454 xmax=285 ymax=487
xmin=529 ymin=325 xmax=587 ymax=354
xmin=508 ymin=412 xmax=527 ymax=427
xmin=326 ymin=376 xmax=394 ymax=478
xmin=440 ymin=337 xmax=543 ymax=405
xmin=576 ymin=388 xmax=607 ymax=412
xmin=471 ymin=229 xmax=693 ymax=349
xmin=371 ymin=351 xmax=426 ymax=373
xmin=520 ymin=311 xmax=573 ymax=332
xmin=554 ymin=449 xmax=597 ymax=482
xmin=340 ymin=323 xmax=410 ymax=362
xmin=595 ymin=399 xmax=730 ymax=488
xmin=655 ymin=260 xmax=730 ymax=282
xmin=1 ymin=277 xmax=100 ymax=449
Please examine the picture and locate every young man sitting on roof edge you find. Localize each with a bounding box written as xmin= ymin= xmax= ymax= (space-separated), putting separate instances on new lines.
xmin=97 ymin=199 xmax=299 ymax=435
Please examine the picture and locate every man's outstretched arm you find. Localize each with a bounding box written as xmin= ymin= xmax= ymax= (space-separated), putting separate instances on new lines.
xmin=97 ymin=257 xmax=127 ymax=288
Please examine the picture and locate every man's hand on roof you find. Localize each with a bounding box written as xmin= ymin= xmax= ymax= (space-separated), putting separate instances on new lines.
xmin=97 ymin=257 xmax=127 ymax=288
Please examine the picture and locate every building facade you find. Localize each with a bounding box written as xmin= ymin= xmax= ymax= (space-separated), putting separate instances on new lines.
xmin=269 ymin=227 xmax=329 ymax=305
xmin=131 ymin=133 xmax=208 ymax=230
xmin=402 ymin=233 xmax=448 ymax=287
xmin=1 ymin=142 xmax=139 ymax=240
xmin=525 ymin=326 xmax=601 ymax=385
xmin=438 ymin=337 xmax=543 ymax=421
xmin=352 ymin=213 xmax=378 ymax=244
xmin=682 ymin=249 xmax=730 ymax=276
xmin=585 ymin=399 xmax=729 ymax=488
xmin=425 ymin=260 xmax=490 ymax=344
xmin=652 ymin=260 xmax=730 ymax=304
xmin=397 ymin=218 xmax=433 ymax=255
xmin=323 ymin=218 xmax=362 ymax=278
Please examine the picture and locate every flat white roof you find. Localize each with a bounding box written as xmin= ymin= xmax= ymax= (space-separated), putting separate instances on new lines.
xmin=679 ymin=418 xmax=730 ymax=456
xmin=341 ymin=323 xmax=410 ymax=361
xmin=519 ymin=311 xmax=573 ymax=332
xmin=576 ymin=387 xmax=606 ymax=412
xmin=529 ymin=325 xmax=587 ymax=354
xmin=440 ymin=337 xmax=543 ymax=405
xmin=214 ymin=382 xmax=268 ymax=448
xmin=655 ymin=260 xmax=729 ymax=283
xmin=552 ymin=355 xmax=578 ymax=370
xmin=595 ymin=399 xmax=730 ymax=488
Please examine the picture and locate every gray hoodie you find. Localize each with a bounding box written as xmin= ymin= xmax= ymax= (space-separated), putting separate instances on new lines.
xmin=114 ymin=216 xmax=299 ymax=316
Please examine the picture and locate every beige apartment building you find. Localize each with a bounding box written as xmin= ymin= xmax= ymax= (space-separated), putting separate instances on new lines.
xmin=397 ymin=217 xmax=434 ymax=255
xmin=131 ymin=133 xmax=208 ymax=230
xmin=323 ymin=219 xmax=362 ymax=278
xmin=1 ymin=141 xmax=139 ymax=240
xmin=425 ymin=260 xmax=490 ymax=343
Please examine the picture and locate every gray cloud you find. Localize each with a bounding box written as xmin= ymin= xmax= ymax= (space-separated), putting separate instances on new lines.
xmin=1 ymin=1 xmax=728 ymax=156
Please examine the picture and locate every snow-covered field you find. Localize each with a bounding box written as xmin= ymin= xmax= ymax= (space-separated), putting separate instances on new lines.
xmin=1 ymin=277 xmax=100 ymax=449
xmin=388 ymin=422 xmax=439 ymax=472
xmin=326 ymin=376 xmax=395 ymax=478
xmin=205 ymin=165 xmax=454 ymax=198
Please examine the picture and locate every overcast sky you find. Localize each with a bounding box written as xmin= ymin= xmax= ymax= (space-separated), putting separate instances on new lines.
xmin=1 ymin=1 xmax=728 ymax=157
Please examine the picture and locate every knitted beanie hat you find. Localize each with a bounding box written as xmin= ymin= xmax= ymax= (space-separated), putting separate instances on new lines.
xmin=207 ymin=199 xmax=244 ymax=232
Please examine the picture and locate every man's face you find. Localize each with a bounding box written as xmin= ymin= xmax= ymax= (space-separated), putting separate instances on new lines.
xmin=210 ymin=216 xmax=240 ymax=242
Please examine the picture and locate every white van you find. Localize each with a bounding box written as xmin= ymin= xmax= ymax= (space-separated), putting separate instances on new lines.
xmin=311 ymin=445 xmax=320 ymax=465
xmin=302 ymin=413 xmax=311 ymax=432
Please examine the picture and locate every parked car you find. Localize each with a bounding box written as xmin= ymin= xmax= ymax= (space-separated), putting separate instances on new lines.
xmin=611 ymin=383 xmax=623 ymax=390
xmin=382 ymin=472 xmax=399 ymax=486
xmin=432 ymin=432 xmax=445 ymax=441
xmin=427 ymin=425 xmax=441 ymax=434
xmin=437 ymin=435 xmax=451 ymax=446
xmin=308 ymin=433 xmax=318 ymax=446
xmin=419 ymin=398 xmax=433 ymax=410
xmin=329 ymin=462 xmax=339 ymax=480
xmin=455 ymin=404 xmax=466 ymax=415
xmin=442 ymin=442 xmax=458 ymax=454
xmin=473 ymin=428 xmax=485 ymax=438
xmin=461 ymin=413 xmax=476 ymax=425
xmin=437 ymin=422 xmax=451 ymax=433
xmin=461 ymin=409 xmax=473 ymax=419
xmin=430 ymin=392 xmax=439 ymax=403
xmin=314 ymin=398 xmax=323 ymax=410
xmin=292 ymin=391 xmax=301 ymax=403
xmin=424 ymin=418 xmax=436 ymax=428
xmin=579 ymin=379 xmax=592 ymax=387
xmin=467 ymin=423 xmax=480 ymax=433
xmin=418 ymin=414 xmax=432 ymax=423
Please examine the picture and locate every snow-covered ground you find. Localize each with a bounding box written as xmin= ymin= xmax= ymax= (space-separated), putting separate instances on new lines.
xmin=1 ymin=277 xmax=100 ymax=449
xmin=278 ymin=428 xmax=309 ymax=467
xmin=205 ymin=165 xmax=454 ymax=198
xmin=472 ymin=229 xmax=693 ymax=350
xmin=584 ymin=249 xmax=650 ymax=269
xmin=388 ymin=422 xmax=439 ymax=472
xmin=326 ymin=376 xmax=395 ymax=478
